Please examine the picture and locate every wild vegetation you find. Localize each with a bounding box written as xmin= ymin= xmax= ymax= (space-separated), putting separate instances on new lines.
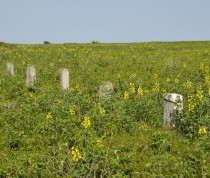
xmin=0 ymin=41 xmax=209 ymax=177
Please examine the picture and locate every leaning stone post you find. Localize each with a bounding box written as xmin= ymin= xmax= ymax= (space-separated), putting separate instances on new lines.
xmin=99 ymin=82 xmax=113 ymax=100
xmin=7 ymin=63 xmax=14 ymax=76
xmin=164 ymin=93 xmax=183 ymax=128
xmin=60 ymin=68 xmax=69 ymax=90
xmin=26 ymin=65 xmax=36 ymax=87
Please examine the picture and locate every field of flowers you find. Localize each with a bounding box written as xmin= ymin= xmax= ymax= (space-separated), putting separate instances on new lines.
xmin=0 ymin=41 xmax=209 ymax=177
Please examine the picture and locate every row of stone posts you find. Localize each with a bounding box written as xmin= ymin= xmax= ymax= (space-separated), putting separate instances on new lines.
xmin=6 ymin=63 xmax=183 ymax=128
xmin=7 ymin=63 xmax=69 ymax=90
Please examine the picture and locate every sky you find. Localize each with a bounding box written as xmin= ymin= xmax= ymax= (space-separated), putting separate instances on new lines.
xmin=1 ymin=0 xmax=210 ymax=44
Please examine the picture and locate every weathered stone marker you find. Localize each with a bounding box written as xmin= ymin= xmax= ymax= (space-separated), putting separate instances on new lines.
xmin=99 ymin=82 xmax=113 ymax=100
xmin=60 ymin=68 xmax=69 ymax=90
xmin=7 ymin=63 xmax=14 ymax=76
xmin=164 ymin=93 xmax=183 ymax=128
xmin=26 ymin=65 xmax=36 ymax=87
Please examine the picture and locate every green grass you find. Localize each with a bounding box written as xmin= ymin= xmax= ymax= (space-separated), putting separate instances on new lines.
xmin=0 ymin=41 xmax=209 ymax=177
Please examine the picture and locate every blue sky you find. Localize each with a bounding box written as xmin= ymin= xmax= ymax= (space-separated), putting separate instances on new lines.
xmin=1 ymin=0 xmax=210 ymax=44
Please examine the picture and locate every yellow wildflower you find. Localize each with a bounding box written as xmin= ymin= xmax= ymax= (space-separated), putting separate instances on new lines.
xmin=153 ymin=74 xmax=158 ymax=79
xmin=205 ymin=75 xmax=209 ymax=85
xmin=200 ymin=63 xmax=204 ymax=71
xmin=187 ymin=95 xmax=193 ymax=102
xmin=196 ymin=87 xmax=204 ymax=101
xmin=46 ymin=112 xmax=52 ymax=120
xmin=96 ymin=139 xmax=104 ymax=148
xmin=198 ymin=127 xmax=207 ymax=135
xmin=82 ymin=115 xmax=91 ymax=129
xmin=162 ymin=89 xmax=167 ymax=97
xmin=166 ymin=78 xmax=171 ymax=83
xmin=144 ymin=89 xmax=149 ymax=94
xmin=70 ymin=87 xmax=75 ymax=92
xmin=124 ymin=91 xmax=129 ymax=99
xmin=152 ymin=83 xmax=160 ymax=92
xmin=99 ymin=108 xmax=106 ymax=115
xmin=130 ymin=82 xmax=135 ymax=93
xmin=188 ymin=103 xmax=195 ymax=112
xmin=69 ymin=108 xmax=76 ymax=116
xmin=185 ymin=80 xmax=192 ymax=88
xmin=116 ymin=74 xmax=121 ymax=79
xmin=138 ymin=87 xmax=143 ymax=96
xmin=71 ymin=146 xmax=81 ymax=161
xmin=29 ymin=93 xmax=33 ymax=98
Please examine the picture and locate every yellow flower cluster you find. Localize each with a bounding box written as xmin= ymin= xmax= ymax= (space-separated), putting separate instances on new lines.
xmin=124 ymin=91 xmax=129 ymax=99
xmin=99 ymin=108 xmax=106 ymax=115
xmin=71 ymin=146 xmax=81 ymax=161
xmin=116 ymin=74 xmax=121 ymax=79
xmin=187 ymin=95 xmax=193 ymax=102
xmin=188 ymin=103 xmax=195 ymax=112
xmin=152 ymin=83 xmax=160 ymax=92
xmin=130 ymin=83 xmax=135 ymax=93
xmin=185 ymin=80 xmax=192 ymax=88
xmin=46 ymin=112 xmax=52 ymax=120
xmin=153 ymin=74 xmax=158 ymax=79
xmin=138 ymin=87 xmax=143 ymax=96
xmin=200 ymin=63 xmax=204 ymax=71
xmin=166 ymin=77 xmax=170 ymax=83
xmin=198 ymin=127 xmax=207 ymax=135
xmin=144 ymin=89 xmax=149 ymax=94
xmin=196 ymin=87 xmax=204 ymax=101
xmin=96 ymin=139 xmax=104 ymax=148
xmin=82 ymin=115 xmax=91 ymax=129
xmin=69 ymin=108 xmax=76 ymax=116
xmin=187 ymin=94 xmax=196 ymax=112
xmin=29 ymin=92 xmax=33 ymax=98
xmin=205 ymin=75 xmax=209 ymax=85
xmin=162 ymin=89 xmax=167 ymax=97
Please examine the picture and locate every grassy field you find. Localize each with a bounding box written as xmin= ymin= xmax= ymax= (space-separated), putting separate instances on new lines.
xmin=0 ymin=41 xmax=209 ymax=177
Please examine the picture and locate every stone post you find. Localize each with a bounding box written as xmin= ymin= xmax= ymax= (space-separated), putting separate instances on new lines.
xmin=7 ymin=63 xmax=14 ymax=76
xmin=164 ymin=93 xmax=183 ymax=128
xmin=60 ymin=68 xmax=69 ymax=90
xmin=99 ymin=82 xmax=113 ymax=100
xmin=26 ymin=65 xmax=36 ymax=87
